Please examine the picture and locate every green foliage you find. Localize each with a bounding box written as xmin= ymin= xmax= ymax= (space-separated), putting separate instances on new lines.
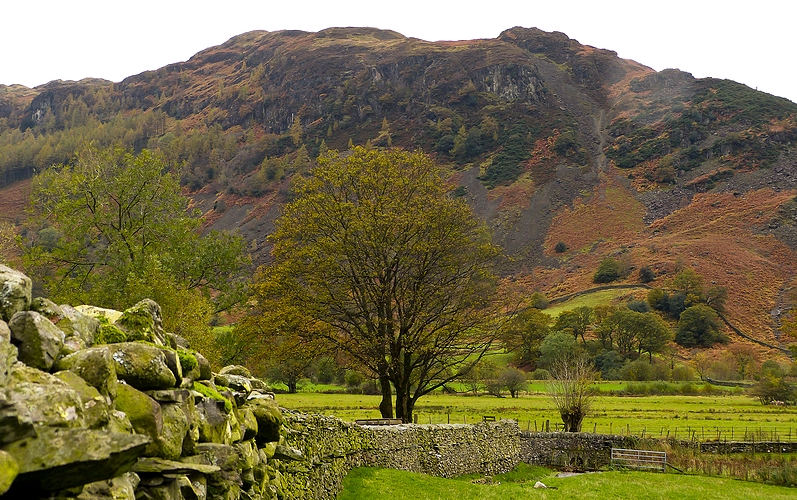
xmin=503 ymin=308 xmax=550 ymax=365
xmin=620 ymin=381 xmax=725 ymax=396
xmin=626 ymin=299 xmax=650 ymax=313
xmin=255 ymin=146 xmax=501 ymax=422
xmin=529 ymin=292 xmax=549 ymax=309
xmin=749 ymin=375 xmax=796 ymax=405
xmin=554 ymin=306 xmax=592 ymax=343
xmin=593 ymin=257 xmax=620 ymax=283
xmin=676 ymin=305 xmax=727 ymax=347
xmin=593 ymin=349 xmax=625 ymax=380
xmin=597 ymin=309 xmax=672 ymax=358
xmin=479 ymin=127 xmax=530 ymax=188
xmin=22 ymin=145 xmax=249 ymax=357
xmin=498 ymin=367 xmax=528 ymax=398
xmin=193 ymin=381 xmax=233 ymax=413
xmin=538 ymin=331 xmax=578 ymax=369
xmin=619 ymin=359 xmax=670 ymax=381
xmin=530 ymin=368 xmax=550 ymax=380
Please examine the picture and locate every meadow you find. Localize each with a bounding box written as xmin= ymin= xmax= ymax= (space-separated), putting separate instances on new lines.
xmin=337 ymin=465 xmax=797 ymax=500
xmin=278 ymin=386 xmax=797 ymax=442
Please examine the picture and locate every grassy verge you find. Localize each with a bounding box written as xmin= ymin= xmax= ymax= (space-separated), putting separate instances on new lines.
xmin=338 ymin=465 xmax=797 ymax=499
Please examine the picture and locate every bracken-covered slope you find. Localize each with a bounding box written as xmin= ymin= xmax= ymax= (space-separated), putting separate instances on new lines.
xmin=1 ymin=27 xmax=796 ymax=351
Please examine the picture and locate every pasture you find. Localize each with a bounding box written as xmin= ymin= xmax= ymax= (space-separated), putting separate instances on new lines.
xmin=337 ymin=465 xmax=797 ymax=500
xmin=278 ymin=388 xmax=797 ymax=441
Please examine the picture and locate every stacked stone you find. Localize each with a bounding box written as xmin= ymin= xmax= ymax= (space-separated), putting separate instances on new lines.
xmin=519 ymin=432 xmax=641 ymax=470
xmin=0 ymin=265 xmax=296 ymax=500
xmin=361 ymin=421 xmax=520 ymax=478
xmin=277 ymin=415 xmax=521 ymax=499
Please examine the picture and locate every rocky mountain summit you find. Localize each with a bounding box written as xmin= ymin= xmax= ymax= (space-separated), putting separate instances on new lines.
xmin=1 ymin=26 xmax=796 ymax=350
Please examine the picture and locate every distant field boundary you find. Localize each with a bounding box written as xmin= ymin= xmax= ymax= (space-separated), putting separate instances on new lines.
xmin=548 ymin=284 xmax=652 ymax=305
xmin=718 ymin=313 xmax=793 ymax=357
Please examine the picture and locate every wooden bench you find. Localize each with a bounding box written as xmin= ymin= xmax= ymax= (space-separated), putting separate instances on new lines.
xmin=355 ymin=418 xmax=403 ymax=426
xmin=482 ymin=416 xmax=496 ymax=422
xmin=611 ymin=448 xmax=667 ymax=472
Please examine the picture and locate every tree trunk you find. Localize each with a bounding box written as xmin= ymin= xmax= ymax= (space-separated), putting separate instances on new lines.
xmin=378 ymin=374 xmax=393 ymax=418
xmin=395 ymin=390 xmax=405 ymax=422
xmin=287 ymin=375 xmax=297 ymax=394
xmin=561 ymin=409 xmax=585 ymax=432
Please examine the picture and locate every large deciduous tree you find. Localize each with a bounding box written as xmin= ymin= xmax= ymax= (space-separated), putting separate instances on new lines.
xmin=253 ymin=146 xmax=501 ymax=422
xmin=23 ymin=145 xmax=249 ymax=361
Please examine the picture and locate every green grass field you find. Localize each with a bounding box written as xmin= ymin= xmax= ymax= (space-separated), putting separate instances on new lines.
xmin=277 ymin=390 xmax=797 ymax=440
xmin=338 ymin=465 xmax=797 ymax=500
xmin=544 ymin=287 xmax=643 ymax=317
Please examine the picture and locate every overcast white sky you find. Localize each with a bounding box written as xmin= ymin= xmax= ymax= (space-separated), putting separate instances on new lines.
xmin=2 ymin=1 xmax=795 ymax=103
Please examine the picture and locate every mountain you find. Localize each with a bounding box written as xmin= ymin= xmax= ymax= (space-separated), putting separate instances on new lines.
xmin=1 ymin=27 xmax=796 ymax=353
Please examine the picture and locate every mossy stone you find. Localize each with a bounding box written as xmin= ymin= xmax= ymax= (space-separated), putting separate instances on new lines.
xmin=8 ymin=310 xmax=65 ymax=371
xmin=55 ymin=370 xmax=109 ymax=429
xmin=0 ymin=450 xmax=19 ymax=496
xmin=114 ymin=383 xmax=163 ymax=457
xmin=241 ymin=396 xmax=283 ymax=444
xmin=108 ymin=342 xmax=176 ymax=390
xmin=53 ymin=346 xmax=118 ymax=399
xmin=95 ymin=317 xmax=127 ymax=345
xmin=0 ymin=265 xmax=32 ymax=322
xmin=157 ymin=402 xmax=189 ymax=460
xmin=115 ymin=299 xmax=164 ymax=346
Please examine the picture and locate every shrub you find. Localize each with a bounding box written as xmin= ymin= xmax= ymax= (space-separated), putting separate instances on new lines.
xmin=620 ymin=359 xmax=656 ymax=381
xmin=593 ymin=257 xmax=621 ymax=283
xmin=672 ymin=364 xmax=696 ymax=381
xmin=749 ymin=375 xmax=796 ymax=404
xmin=594 ymin=349 xmax=625 ymax=380
xmin=531 ymin=368 xmax=551 ymax=380
xmin=554 ymin=241 xmax=568 ymax=253
xmin=627 ymin=299 xmax=650 ymax=313
xmin=639 ymin=265 xmax=656 ymax=283
xmin=529 ymin=292 xmax=549 ymax=309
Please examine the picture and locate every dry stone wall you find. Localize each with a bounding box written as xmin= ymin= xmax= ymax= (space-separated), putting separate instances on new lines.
xmin=0 ymin=264 xmax=522 ymax=500
xmin=520 ymin=432 xmax=640 ymax=470
xmin=280 ymin=412 xmax=520 ymax=499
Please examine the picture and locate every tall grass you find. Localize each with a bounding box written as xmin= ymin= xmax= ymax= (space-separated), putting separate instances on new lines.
xmin=662 ymin=441 xmax=797 ymax=487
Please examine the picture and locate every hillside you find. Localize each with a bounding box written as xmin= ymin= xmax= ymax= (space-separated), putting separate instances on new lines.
xmin=0 ymin=26 xmax=795 ymax=353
